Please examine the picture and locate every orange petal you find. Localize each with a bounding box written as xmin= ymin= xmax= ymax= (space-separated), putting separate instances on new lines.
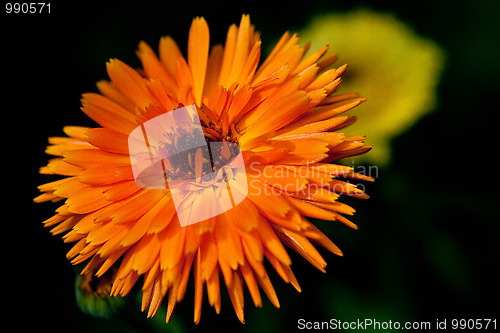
xmin=273 ymin=225 xmax=327 ymax=272
xmin=268 ymin=137 xmax=329 ymax=165
xmin=44 ymin=158 xmax=82 ymax=176
xmin=174 ymin=56 xmax=195 ymax=105
xmin=287 ymin=196 xmax=339 ymax=221
xmin=302 ymin=97 xmax=366 ymax=125
xmin=81 ymin=93 xmax=137 ymax=134
xmin=188 ymin=17 xmax=210 ymax=106
xmin=221 ymin=14 xmax=255 ymax=88
xmin=218 ymin=23 xmax=238 ymax=87
xmin=102 ymin=180 xmax=141 ymax=201
xmin=77 ymin=165 xmax=129 ymax=185
xmin=292 ymin=45 xmax=329 ymax=75
xmin=306 ymin=68 xmax=341 ymax=91
xmin=290 ymin=185 xmax=340 ymax=204
xmin=193 ymin=250 xmax=204 ymax=324
xmin=85 ymin=128 xmax=129 ymax=154
xmin=214 ymin=216 xmax=245 ymax=270
xmin=65 ymin=185 xmax=111 ymax=214
xmin=317 ymin=53 xmax=338 ymax=72
xmin=106 ymin=59 xmax=154 ymax=110
xmin=96 ymin=228 xmax=130 ymax=258
xmin=86 ymin=219 xmax=127 ymax=246
xmin=63 ymin=149 xmax=130 ymax=168
xmin=109 ymin=189 xmax=165 ymax=224
xmin=236 ymin=39 xmax=261 ymax=87
xmin=240 ymin=262 xmax=262 ymax=307
xmin=237 ymin=78 xmax=301 ymax=133
xmin=223 ymin=199 xmax=259 ymax=232
xmin=203 ymin=44 xmax=224 ymax=99
xmin=120 ymin=193 xmax=172 ymax=246
xmin=96 ymin=247 xmax=127 ymax=277
xmin=199 ymin=233 xmax=218 ymax=281
xmin=255 ymin=217 xmax=291 ymax=266
xmin=264 ymin=249 xmax=301 ymax=292
xmin=254 ymin=33 xmax=303 ymax=83
xmin=206 ymin=267 xmax=221 ymax=313
xmin=276 ymin=115 xmax=353 ymax=137
xmin=248 ymin=164 xmax=308 ymax=192
xmin=159 ymin=36 xmax=183 ymax=78
xmin=159 ymin=222 xmax=187 ymax=270
xmin=296 ymin=64 xmax=320 ymax=89
xmin=301 ymin=221 xmax=344 ymax=256
xmin=45 ymin=138 xmax=94 ymax=157
xmin=96 ymin=80 xmax=137 ymax=112
xmin=255 ymin=271 xmax=280 ymax=308
xmin=137 ymin=41 xmax=177 ymax=94
xmin=226 ymin=270 xmax=245 ymax=323
xmin=241 ymin=90 xmax=310 ymax=140
xmin=63 ymin=126 xmax=91 ymax=140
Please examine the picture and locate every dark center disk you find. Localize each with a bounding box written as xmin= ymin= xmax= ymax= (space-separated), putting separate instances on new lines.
xmin=159 ymin=127 xmax=240 ymax=182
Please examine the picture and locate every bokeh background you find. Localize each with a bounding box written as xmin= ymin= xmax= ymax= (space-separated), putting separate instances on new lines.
xmin=4 ymin=0 xmax=498 ymax=331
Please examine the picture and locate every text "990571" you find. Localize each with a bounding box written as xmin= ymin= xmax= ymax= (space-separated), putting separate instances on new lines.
xmin=5 ymin=3 xmax=51 ymax=14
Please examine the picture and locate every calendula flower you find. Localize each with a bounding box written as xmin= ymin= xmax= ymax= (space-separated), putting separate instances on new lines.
xmin=35 ymin=15 xmax=373 ymax=324
xmin=299 ymin=9 xmax=445 ymax=165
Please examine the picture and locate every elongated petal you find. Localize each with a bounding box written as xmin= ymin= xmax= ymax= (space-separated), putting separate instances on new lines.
xmin=106 ymin=59 xmax=154 ymax=110
xmin=188 ymin=17 xmax=210 ymax=106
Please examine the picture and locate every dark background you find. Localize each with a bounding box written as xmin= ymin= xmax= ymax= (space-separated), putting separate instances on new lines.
xmin=3 ymin=0 xmax=498 ymax=331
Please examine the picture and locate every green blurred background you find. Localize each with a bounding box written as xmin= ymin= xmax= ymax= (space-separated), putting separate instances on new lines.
xmin=5 ymin=0 xmax=498 ymax=331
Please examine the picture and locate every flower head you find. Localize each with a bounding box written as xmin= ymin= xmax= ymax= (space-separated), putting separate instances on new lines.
xmin=35 ymin=15 xmax=372 ymax=324
xmin=299 ymin=9 xmax=445 ymax=165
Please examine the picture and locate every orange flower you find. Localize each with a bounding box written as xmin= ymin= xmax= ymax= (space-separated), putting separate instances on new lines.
xmin=35 ymin=15 xmax=373 ymax=324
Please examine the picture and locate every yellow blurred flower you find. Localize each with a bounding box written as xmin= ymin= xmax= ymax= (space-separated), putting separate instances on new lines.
xmin=299 ymin=9 xmax=445 ymax=165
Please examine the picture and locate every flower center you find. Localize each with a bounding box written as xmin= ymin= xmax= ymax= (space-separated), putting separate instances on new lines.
xmin=129 ymin=104 xmax=243 ymax=191
xmin=161 ymin=133 xmax=241 ymax=184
